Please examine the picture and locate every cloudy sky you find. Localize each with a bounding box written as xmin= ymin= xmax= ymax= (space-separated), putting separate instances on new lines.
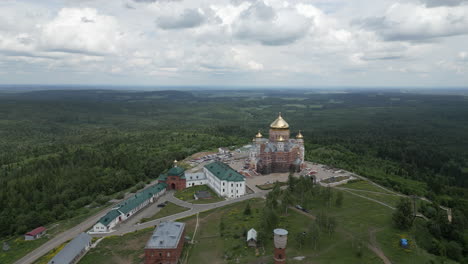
xmin=1 ymin=0 xmax=468 ymax=87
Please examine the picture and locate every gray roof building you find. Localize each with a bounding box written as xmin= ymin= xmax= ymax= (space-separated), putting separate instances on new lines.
xmin=48 ymin=233 xmax=91 ymax=264
xmin=145 ymin=222 xmax=185 ymax=249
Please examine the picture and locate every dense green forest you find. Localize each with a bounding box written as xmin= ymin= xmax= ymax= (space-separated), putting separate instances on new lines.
xmin=0 ymin=89 xmax=467 ymax=260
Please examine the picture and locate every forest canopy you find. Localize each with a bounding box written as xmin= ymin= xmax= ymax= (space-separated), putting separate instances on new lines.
xmin=0 ymin=89 xmax=467 ymax=237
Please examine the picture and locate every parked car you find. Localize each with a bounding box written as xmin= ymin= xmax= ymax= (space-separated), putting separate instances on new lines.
xmin=157 ymin=203 xmax=166 ymax=208
xmin=302 ymin=208 xmax=309 ymax=213
xmin=295 ymin=205 xmax=303 ymax=210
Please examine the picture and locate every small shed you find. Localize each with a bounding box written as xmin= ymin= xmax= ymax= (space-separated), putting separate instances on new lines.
xmin=246 ymin=228 xmax=257 ymax=247
xmin=25 ymin=227 xmax=47 ymax=241
xmin=194 ymin=190 xmax=212 ymax=200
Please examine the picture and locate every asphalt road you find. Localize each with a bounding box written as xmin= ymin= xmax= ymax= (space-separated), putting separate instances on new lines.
xmin=13 ymin=179 xmax=162 ymax=264
xmin=106 ymin=190 xmax=267 ymax=236
xmin=14 ymin=205 xmax=111 ymax=264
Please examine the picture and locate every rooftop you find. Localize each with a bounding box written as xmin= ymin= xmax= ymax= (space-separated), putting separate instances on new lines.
xmin=48 ymin=233 xmax=91 ymax=264
xmin=247 ymin=228 xmax=257 ymax=241
xmin=270 ymin=112 xmax=289 ymax=129
xmin=145 ymin=222 xmax=185 ymax=249
xmin=116 ymin=182 xmax=167 ymax=215
xmin=168 ymin=166 xmax=185 ymax=176
xmin=204 ymin=161 xmax=245 ymax=182
xmin=97 ymin=209 xmax=121 ymax=226
xmin=25 ymin=226 xmax=46 ymax=236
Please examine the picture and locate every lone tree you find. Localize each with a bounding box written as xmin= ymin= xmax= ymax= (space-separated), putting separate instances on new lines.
xmin=244 ymin=202 xmax=251 ymax=216
xmin=308 ymin=222 xmax=320 ymax=250
xmin=393 ymin=198 xmax=414 ymax=230
xmin=282 ymin=189 xmax=294 ymax=215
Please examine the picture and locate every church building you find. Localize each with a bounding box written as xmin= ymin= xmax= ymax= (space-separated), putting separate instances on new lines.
xmin=249 ymin=113 xmax=305 ymax=174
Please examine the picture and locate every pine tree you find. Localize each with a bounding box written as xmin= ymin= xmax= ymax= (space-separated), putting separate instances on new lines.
xmin=392 ymin=198 xmax=413 ymax=230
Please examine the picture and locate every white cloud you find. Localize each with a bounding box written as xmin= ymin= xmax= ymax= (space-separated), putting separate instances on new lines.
xmin=0 ymin=0 xmax=467 ymax=86
xmin=41 ymin=8 xmax=122 ymax=55
xmin=232 ymin=1 xmax=312 ymax=45
xmin=356 ymin=3 xmax=468 ymax=41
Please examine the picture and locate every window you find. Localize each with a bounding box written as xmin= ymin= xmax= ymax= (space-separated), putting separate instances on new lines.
xmin=222 ymin=189 xmax=225 ymax=192
xmin=231 ymin=183 xmax=233 ymax=187
xmin=159 ymin=253 xmax=162 ymax=257
xmin=167 ymin=252 xmax=170 ymax=257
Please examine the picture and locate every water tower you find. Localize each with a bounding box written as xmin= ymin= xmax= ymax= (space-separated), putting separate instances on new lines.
xmin=273 ymin=228 xmax=288 ymax=264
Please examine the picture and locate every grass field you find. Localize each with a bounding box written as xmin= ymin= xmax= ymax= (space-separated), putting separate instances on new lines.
xmin=78 ymin=187 xmax=448 ymax=264
xmin=344 ymin=180 xmax=394 ymax=194
xmin=256 ymin=182 xmax=287 ymax=190
xmin=175 ymin=185 xmax=225 ymax=204
xmin=80 ymin=228 xmax=154 ymax=264
xmin=140 ymin=202 xmax=190 ymax=223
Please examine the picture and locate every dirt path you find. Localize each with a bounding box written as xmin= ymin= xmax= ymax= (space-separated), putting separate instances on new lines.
xmin=368 ymin=228 xmax=392 ymax=264
xmin=336 ymin=188 xmax=396 ymax=210
xmin=290 ymin=206 xmax=392 ymax=264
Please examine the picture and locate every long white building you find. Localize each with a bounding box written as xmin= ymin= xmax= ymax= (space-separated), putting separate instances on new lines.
xmin=91 ymin=182 xmax=167 ymax=233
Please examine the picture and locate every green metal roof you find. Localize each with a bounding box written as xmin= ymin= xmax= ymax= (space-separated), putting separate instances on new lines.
xmin=204 ymin=161 xmax=245 ymax=182
xmin=158 ymin=174 xmax=168 ymax=181
xmin=98 ymin=209 xmax=121 ymax=226
xmin=117 ymin=182 xmax=167 ymax=215
xmin=168 ymin=166 xmax=185 ymax=176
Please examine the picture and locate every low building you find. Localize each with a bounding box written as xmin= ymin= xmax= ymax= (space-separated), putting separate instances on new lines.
xmin=92 ymin=209 xmax=121 ymax=233
xmin=48 ymin=233 xmax=91 ymax=264
xmin=247 ymin=228 xmax=257 ymax=247
xmin=194 ymin=190 xmax=211 ymax=200
xmin=204 ymin=161 xmax=246 ymax=198
xmin=91 ymin=182 xmax=167 ymax=233
xmin=185 ymin=172 xmax=208 ymax=187
xmin=25 ymin=226 xmax=46 ymax=240
xmin=145 ymin=222 xmax=185 ymax=264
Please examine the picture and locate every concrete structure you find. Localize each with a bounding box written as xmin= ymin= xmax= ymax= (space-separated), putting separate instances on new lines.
xmin=25 ymin=227 xmax=46 ymax=241
xmin=247 ymin=228 xmax=257 ymax=247
xmin=273 ymin=228 xmax=288 ymax=264
xmin=249 ymin=113 xmax=305 ymax=174
xmin=92 ymin=182 xmax=167 ymax=233
xmin=204 ymin=161 xmax=246 ymax=198
xmin=48 ymin=233 xmax=91 ymax=264
xmin=145 ymin=221 xmax=185 ymax=264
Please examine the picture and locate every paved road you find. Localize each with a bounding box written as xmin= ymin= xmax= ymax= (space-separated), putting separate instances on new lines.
xmin=13 ymin=179 xmax=162 ymax=264
xmin=106 ymin=191 xmax=267 ymax=236
xmin=14 ymin=205 xmax=110 ymax=264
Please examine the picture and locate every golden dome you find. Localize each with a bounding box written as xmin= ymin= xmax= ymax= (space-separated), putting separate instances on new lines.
xmin=278 ymin=135 xmax=285 ymax=142
xmin=270 ymin=112 xmax=289 ymax=129
xmin=296 ymin=131 xmax=303 ymax=139
xmin=255 ymin=130 xmax=263 ymax=138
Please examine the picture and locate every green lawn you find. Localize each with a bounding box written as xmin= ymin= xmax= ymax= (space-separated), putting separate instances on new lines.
xmin=344 ymin=189 xmax=402 ymax=208
xmin=175 ymin=185 xmax=225 ymax=204
xmin=80 ymin=227 xmax=154 ymax=264
xmin=78 ymin=189 xmax=448 ymax=264
xmin=139 ymin=202 xmax=190 ymax=223
xmin=256 ymin=182 xmax=287 ymax=190
xmin=344 ymin=180 xmax=394 ymax=194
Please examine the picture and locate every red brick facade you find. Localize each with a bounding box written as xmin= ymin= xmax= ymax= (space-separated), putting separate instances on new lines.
xmin=144 ymin=228 xmax=185 ymax=264
xmin=250 ymin=114 xmax=306 ymax=175
xmin=256 ymin=128 xmax=305 ymax=174
xmin=274 ymin=247 xmax=286 ymax=264
xmin=166 ymin=176 xmax=186 ymax=191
